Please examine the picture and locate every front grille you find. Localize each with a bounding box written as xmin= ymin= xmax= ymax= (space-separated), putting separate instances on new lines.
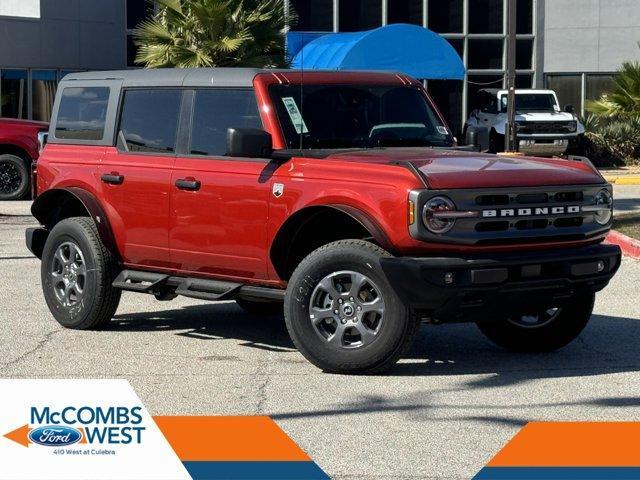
xmin=410 ymin=185 xmax=612 ymax=246
xmin=516 ymin=121 xmax=576 ymax=134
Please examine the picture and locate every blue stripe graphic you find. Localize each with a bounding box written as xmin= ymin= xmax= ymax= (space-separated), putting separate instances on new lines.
xmin=183 ymin=461 xmax=330 ymax=480
xmin=474 ymin=467 xmax=640 ymax=480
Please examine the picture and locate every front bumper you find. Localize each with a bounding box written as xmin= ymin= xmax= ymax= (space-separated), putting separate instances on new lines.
xmin=380 ymin=243 xmax=621 ymax=322
xmin=518 ymin=138 xmax=569 ymax=157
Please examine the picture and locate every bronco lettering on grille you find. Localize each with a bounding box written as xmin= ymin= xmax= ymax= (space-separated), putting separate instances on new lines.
xmin=482 ymin=206 xmax=581 ymax=218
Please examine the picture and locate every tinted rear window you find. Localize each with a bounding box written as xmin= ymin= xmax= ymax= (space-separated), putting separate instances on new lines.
xmin=118 ymin=89 xmax=182 ymax=153
xmin=190 ymin=89 xmax=262 ymax=156
xmin=55 ymin=87 xmax=109 ymax=140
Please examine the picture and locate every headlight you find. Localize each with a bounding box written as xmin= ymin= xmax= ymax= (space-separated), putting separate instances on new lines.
xmin=567 ymin=121 xmax=577 ymax=132
xmin=423 ymin=196 xmax=457 ymax=234
xmin=593 ymin=189 xmax=613 ymax=225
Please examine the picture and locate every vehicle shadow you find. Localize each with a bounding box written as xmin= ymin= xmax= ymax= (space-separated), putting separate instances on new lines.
xmin=111 ymin=305 xmax=640 ymax=380
xmin=111 ymin=302 xmax=295 ymax=353
xmin=394 ymin=313 xmax=640 ymax=382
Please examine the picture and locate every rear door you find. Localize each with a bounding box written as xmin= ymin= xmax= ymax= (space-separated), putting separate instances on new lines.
xmin=99 ymin=89 xmax=182 ymax=269
xmin=169 ymin=88 xmax=271 ymax=281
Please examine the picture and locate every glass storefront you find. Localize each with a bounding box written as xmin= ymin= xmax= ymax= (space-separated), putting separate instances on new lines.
xmin=286 ymin=0 xmax=539 ymax=137
xmin=32 ymin=70 xmax=58 ymax=122
xmin=0 ymin=69 xmax=83 ymax=122
xmin=0 ymin=70 xmax=28 ymax=119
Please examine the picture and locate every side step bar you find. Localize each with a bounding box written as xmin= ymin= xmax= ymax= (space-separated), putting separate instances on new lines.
xmin=112 ymin=269 xmax=285 ymax=302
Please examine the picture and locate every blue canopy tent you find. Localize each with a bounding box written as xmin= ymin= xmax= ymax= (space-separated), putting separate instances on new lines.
xmin=287 ymin=24 xmax=465 ymax=80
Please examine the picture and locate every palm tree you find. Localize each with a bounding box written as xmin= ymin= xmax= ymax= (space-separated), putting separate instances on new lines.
xmin=133 ymin=0 xmax=288 ymax=69
xmin=586 ymin=60 xmax=640 ymax=117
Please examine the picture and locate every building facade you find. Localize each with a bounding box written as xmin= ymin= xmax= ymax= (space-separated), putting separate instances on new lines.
xmin=0 ymin=0 xmax=145 ymax=122
xmin=0 ymin=0 xmax=639 ymax=133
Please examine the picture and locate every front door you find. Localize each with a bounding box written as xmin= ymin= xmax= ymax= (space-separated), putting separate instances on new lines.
xmin=99 ymin=88 xmax=183 ymax=269
xmin=169 ymin=88 xmax=271 ymax=281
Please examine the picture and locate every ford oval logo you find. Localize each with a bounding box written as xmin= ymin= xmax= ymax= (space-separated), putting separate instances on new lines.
xmin=28 ymin=426 xmax=82 ymax=447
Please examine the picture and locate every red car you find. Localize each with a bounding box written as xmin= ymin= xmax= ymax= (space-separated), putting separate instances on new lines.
xmin=26 ymin=69 xmax=620 ymax=373
xmin=0 ymin=118 xmax=48 ymax=200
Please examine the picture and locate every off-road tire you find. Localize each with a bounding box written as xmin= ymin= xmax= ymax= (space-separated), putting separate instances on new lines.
xmin=284 ymin=240 xmax=419 ymax=374
xmin=41 ymin=217 xmax=121 ymax=329
xmin=476 ymin=292 xmax=595 ymax=352
xmin=236 ymin=298 xmax=283 ymax=316
xmin=0 ymin=154 xmax=30 ymax=200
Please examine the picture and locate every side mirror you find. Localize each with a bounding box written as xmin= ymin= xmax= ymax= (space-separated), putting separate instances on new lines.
xmin=564 ymin=104 xmax=575 ymax=114
xmin=465 ymin=125 xmax=490 ymax=152
xmin=226 ymin=128 xmax=273 ymax=158
xmin=37 ymin=131 xmax=48 ymax=154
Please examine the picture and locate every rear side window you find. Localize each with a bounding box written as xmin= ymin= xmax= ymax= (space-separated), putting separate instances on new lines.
xmin=118 ymin=89 xmax=182 ymax=153
xmin=190 ymin=89 xmax=262 ymax=156
xmin=55 ymin=87 xmax=109 ymax=140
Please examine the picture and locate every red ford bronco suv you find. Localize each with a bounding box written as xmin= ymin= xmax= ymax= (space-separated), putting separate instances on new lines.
xmin=26 ymin=69 xmax=620 ymax=374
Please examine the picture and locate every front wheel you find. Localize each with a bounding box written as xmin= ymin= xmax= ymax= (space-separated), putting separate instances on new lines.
xmin=284 ymin=240 xmax=420 ymax=374
xmin=476 ymin=293 xmax=595 ymax=352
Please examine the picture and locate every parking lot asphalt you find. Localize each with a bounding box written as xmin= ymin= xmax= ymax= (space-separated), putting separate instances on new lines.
xmin=1 ymin=201 xmax=640 ymax=479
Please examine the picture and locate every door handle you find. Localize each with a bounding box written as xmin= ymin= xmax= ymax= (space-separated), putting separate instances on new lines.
xmin=175 ymin=178 xmax=201 ymax=191
xmin=101 ymin=173 xmax=124 ymax=185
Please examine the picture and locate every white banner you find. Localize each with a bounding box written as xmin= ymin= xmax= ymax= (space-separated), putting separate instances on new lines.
xmin=0 ymin=379 xmax=190 ymax=480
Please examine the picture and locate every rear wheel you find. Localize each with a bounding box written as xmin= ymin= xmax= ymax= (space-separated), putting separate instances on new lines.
xmin=0 ymin=154 xmax=30 ymax=200
xmin=476 ymin=292 xmax=595 ymax=352
xmin=284 ymin=240 xmax=420 ymax=374
xmin=41 ymin=217 xmax=121 ymax=329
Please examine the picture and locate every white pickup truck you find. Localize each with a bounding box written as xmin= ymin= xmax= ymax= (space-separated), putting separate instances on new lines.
xmin=464 ymin=88 xmax=585 ymax=157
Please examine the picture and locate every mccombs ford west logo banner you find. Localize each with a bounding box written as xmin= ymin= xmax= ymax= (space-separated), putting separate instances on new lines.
xmin=0 ymin=379 xmax=328 ymax=480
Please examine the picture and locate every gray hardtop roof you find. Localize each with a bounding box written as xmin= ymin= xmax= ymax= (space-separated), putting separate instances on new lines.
xmin=61 ymin=68 xmax=407 ymax=88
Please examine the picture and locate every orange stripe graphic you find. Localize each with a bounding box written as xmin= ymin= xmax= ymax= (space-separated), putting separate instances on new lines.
xmin=489 ymin=422 xmax=640 ymax=467
xmin=153 ymin=416 xmax=310 ymax=462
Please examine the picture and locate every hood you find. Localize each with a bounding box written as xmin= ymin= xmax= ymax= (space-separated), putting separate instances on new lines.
xmin=512 ymin=111 xmax=575 ymax=122
xmin=324 ymin=148 xmax=604 ymax=189
xmin=0 ymin=117 xmax=48 ymax=129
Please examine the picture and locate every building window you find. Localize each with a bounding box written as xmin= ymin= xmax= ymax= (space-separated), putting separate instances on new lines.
xmin=388 ymin=0 xmax=423 ymax=26
xmin=339 ymin=0 xmax=382 ymax=32
xmin=428 ymin=0 xmax=463 ymax=33
xmin=515 ymin=74 xmax=533 ymax=89
xmin=0 ymin=70 xmax=28 ymax=119
xmin=427 ymin=80 xmax=464 ymax=137
xmin=546 ymin=75 xmax=582 ymax=113
xmin=127 ymin=0 xmax=148 ymax=29
xmin=469 ymin=0 xmax=503 ymax=34
xmin=190 ymin=89 xmax=262 ymax=156
xmin=467 ymin=75 xmax=504 ymax=113
xmin=32 ymin=70 xmax=58 ymax=122
xmin=118 ymin=90 xmax=182 ymax=153
xmin=516 ymin=39 xmax=533 ymax=70
xmin=290 ymin=0 xmax=334 ymax=31
xmin=445 ymin=38 xmax=464 ymax=60
xmin=55 ymin=87 xmax=110 ymax=141
xmin=586 ymin=74 xmax=614 ymax=103
xmin=517 ymin=0 xmax=534 ymax=34
xmin=468 ymin=39 xmax=503 ymax=70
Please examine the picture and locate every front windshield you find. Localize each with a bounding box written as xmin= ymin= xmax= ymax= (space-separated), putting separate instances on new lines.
xmin=500 ymin=93 xmax=558 ymax=113
xmin=270 ymin=84 xmax=454 ymax=150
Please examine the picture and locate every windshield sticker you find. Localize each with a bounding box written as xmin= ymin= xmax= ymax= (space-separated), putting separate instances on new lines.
xmin=436 ymin=126 xmax=448 ymax=135
xmin=282 ymin=97 xmax=309 ymax=134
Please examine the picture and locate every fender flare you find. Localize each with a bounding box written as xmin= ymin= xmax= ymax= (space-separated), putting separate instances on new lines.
xmin=328 ymin=204 xmax=395 ymax=254
xmin=31 ymin=187 xmax=120 ymax=260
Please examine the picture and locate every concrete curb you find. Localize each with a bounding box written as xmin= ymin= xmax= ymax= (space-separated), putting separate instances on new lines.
xmin=606 ymin=230 xmax=640 ymax=259
xmin=603 ymin=175 xmax=640 ymax=185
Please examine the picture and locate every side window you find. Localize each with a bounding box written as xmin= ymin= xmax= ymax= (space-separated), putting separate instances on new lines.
xmin=55 ymin=87 xmax=109 ymax=140
xmin=118 ymin=89 xmax=182 ymax=153
xmin=190 ymin=89 xmax=262 ymax=157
